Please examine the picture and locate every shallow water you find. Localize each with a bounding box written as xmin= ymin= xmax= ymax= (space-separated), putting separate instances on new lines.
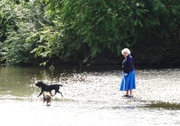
xmin=0 ymin=66 xmax=180 ymax=126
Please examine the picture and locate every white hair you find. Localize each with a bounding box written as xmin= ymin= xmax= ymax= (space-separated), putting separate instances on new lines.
xmin=121 ymin=48 xmax=131 ymax=55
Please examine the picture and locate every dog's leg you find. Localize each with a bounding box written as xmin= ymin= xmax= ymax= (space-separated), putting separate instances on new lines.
xmin=54 ymin=91 xmax=57 ymax=96
xmin=57 ymin=90 xmax=63 ymax=97
xmin=43 ymin=96 xmax=45 ymax=103
xmin=49 ymin=91 xmax=54 ymax=96
xmin=60 ymin=92 xmax=63 ymax=97
xmin=38 ymin=90 xmax=43 ymax=97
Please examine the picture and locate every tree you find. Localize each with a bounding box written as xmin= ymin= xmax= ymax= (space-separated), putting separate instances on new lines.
xmin=0 ymin=0 xmax=56 ymax=65
xmin=0 ymin=0 xmax=179 ymax=66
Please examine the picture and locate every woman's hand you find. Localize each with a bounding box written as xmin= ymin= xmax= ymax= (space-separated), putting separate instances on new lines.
xmin=124 ymin=73 xmax=128 ymax=76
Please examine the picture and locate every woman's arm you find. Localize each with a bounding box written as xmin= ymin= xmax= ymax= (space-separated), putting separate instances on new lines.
xmin=125 ymin=55 xmax=134 ymax=74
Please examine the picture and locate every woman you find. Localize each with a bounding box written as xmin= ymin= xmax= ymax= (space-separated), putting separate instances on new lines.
xmin=120 ymin=48 xmax=136 ymax=98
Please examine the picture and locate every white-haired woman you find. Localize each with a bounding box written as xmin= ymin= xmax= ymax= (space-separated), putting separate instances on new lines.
xmin=120 ymin=48 xmax=136 ymax=98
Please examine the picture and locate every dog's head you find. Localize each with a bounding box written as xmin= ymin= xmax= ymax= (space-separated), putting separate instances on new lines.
xmin=43 ymin=92 xmax=51 ymax=106
xmin=35 ymin=81 xmax=44 ymax=88
xmin=43 ymin=94 xmax=51 ymax=102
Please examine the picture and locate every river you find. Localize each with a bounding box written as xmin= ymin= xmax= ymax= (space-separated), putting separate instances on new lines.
xmin=0 ymin=66 xmax=180 ymax=126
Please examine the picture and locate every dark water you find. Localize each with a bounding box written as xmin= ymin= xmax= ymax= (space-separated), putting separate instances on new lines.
xmin=0 ymin=66 xmax=180 ymax=126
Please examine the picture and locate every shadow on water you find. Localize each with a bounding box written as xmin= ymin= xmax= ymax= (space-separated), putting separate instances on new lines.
xmin=145 ymin=101 xmax=180 ymax=110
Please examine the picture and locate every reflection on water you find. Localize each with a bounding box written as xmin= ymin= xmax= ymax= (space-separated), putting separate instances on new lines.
xmin=0 ymin=66 xmax=180 ymax=126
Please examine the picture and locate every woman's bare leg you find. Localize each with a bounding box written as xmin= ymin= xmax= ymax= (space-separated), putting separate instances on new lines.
xmin=125 ymin=90 xmax=129 ymax=95
xmin=130 ymin=90 xmax=133 ymax=96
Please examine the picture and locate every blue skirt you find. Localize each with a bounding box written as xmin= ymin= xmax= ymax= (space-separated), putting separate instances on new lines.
xmin=120 ymin=70 xmax=136 ymax=91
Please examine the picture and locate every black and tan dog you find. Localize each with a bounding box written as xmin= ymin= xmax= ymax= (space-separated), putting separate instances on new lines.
xmin=43 ymin=92 xmax=52 ymax=106
xmin=35 ymin=81 xmax=63 ymax=97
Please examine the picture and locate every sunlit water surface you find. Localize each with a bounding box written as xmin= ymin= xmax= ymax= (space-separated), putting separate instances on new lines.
xmin=0 ymin=66 xmax=180 ymax=126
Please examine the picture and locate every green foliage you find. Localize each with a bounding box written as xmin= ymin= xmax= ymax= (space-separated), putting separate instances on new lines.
xmin=0 ymin=0 xmax=56 ymax=65
xmin=56 ymin=0 xmax=180 ymax=64
xmin=0 ymin=0 xmax=179 ymax=66
xmin=132 ymin=0 xmax=180 ymax=64
xmin=56 ymin=0 xmax=149 ymax=62
xmin=29 ymin=26 xmax=64 ymax=66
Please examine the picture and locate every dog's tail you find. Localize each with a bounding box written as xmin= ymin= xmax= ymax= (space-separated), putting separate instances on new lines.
xmin=59 ymin=84 xmax=63 ymax=87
